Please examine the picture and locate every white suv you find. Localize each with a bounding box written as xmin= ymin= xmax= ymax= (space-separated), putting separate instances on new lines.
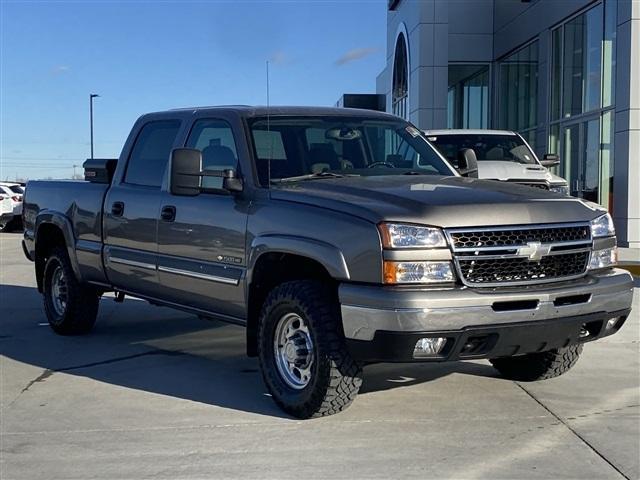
xmin=0 ymin=182 xmax=24 ymax=230
xmin=424 ymin=129 xmax=569 ymax=194
xmin=0 ymin=193 xmax=13 ymax=230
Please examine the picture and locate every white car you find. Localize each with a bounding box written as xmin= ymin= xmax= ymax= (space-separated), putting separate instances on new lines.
xmin=0 ymin=182 xmax=24 ymax=216
xmin=0 ymin=193 xmax=14 ymax=230
xmin=0 ymin=182 xmax=24 ymax=230
xmin=424 ymin=129 xmax=569 ymax=194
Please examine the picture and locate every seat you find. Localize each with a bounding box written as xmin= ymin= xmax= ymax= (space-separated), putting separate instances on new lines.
xmin=201 ymin=143 xmax=236 ymax=170
xmin=200 ymin=143 xmax=237 ymax=189
xmin=309 ymin=144 xmax=340 ymax=172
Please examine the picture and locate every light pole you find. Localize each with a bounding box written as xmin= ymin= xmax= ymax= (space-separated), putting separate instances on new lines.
xmin=89 ymin=93 xmax=100 ymax=159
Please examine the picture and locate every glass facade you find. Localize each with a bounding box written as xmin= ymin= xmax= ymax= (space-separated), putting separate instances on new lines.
xmin=498 ymin=42 xmax=539 ymax=150
xmin=549 ymin=1 xmax=616 ymax=210
xmin=447 ymin=64 xmax=489 ymax=129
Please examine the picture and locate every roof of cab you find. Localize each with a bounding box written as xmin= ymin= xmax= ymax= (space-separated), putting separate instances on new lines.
xmin=159 ymin=105 xmax=400 ymax=119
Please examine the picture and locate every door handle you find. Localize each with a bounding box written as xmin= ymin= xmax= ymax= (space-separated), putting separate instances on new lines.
xmin=111 ymin=201 xmax=124 ymax=217
xmin=160 ymin=205 xmax=176 ymax=222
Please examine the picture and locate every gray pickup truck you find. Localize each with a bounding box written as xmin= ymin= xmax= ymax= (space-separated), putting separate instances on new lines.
xmin=23 ymin=106 xmax=634 ymax=418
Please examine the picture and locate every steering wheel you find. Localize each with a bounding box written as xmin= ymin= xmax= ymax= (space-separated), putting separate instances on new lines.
xmin=368 ymin=161 xmax=395 ymax=169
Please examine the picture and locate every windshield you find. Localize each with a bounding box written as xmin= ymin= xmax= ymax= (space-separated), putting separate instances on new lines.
xmin=248 ymin=116 xmax=454 ymax=184
xmin=427 ymin=133 xmax=537 ymax=166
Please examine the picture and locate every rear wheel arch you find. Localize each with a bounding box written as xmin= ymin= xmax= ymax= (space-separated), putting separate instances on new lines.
xmin=34 ymin=214 xmax=79 ymax=291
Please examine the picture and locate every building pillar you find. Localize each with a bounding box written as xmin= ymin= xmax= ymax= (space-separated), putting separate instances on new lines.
xmin=614 ymin=0 xmax=640 ymax=247
xmin=408 ymin=0 xmax=449 ymax=129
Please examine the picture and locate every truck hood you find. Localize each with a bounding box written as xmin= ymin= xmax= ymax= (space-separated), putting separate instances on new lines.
xmin=270 ymin=175 xmax=604 ymax=228
xmin=477 ymin=161 xmax=566 ymax=184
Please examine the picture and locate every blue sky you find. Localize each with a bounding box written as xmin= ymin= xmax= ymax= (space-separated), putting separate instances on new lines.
xmin=0 ymin=0 xmax=387 ymax=180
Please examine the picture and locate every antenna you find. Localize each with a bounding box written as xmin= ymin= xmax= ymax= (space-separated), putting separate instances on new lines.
xmin=266 ymin=60 xmax=272 ymax=189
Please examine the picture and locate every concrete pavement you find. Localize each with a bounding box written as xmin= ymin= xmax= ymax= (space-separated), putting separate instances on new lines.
xmin=1 ymin=232 xmax=638 ymax=479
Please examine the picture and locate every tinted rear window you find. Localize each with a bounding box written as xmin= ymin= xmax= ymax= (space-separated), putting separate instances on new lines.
xmin=124 ymin=120 xmax=181 ymax=187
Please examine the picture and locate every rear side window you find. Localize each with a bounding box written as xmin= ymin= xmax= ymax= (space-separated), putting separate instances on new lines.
xmin=124 ymin=120 xmax=181 ymax=187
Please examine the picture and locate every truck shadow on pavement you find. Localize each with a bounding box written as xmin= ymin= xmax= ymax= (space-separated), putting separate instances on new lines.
xmin=0 ymin=284 xmax=498 ymax=418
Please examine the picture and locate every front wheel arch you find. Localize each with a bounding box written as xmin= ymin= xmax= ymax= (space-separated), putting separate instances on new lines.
xmin=246 ymin=251 xmax=337 ymax=357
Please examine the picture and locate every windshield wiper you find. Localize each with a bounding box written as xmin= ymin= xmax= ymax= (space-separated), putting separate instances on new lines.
xmin=271 ymin=172 xmax=358 ymax=184
xmin=402 ymin=171 xmax=427 ymax=175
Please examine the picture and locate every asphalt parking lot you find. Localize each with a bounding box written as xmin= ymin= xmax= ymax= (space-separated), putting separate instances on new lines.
xmin=1 ymin=232 xmax=638 ymax=480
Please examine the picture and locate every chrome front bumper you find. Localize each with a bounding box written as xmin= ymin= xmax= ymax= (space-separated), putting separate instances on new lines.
xmin=339 ymin=268 xmax=634 ymax=341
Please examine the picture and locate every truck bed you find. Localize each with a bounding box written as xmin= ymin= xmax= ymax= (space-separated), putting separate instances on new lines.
xmin=23 ymin=179 xmax=111 ymax=287
xmin=23 ymin=180 xmax=109 ymax=243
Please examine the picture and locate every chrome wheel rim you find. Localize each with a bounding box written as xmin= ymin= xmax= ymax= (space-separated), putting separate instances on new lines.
xmin=50 ymin=265 xmax=68 ymax=316
xmin=273 ymin=312 xmax=314 ymax=390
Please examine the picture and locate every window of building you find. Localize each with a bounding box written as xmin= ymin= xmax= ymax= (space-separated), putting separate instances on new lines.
xmin=186 ymin=119 xmax=238 ymax=190
xmin=392 ymin=33 xmax=408 ymax=120
xmin=549 ymin=1 xmax=617 ymax=211
xmin=447 ymin=64 xmax=489 ymax=129
xmin=563 ymin=5 xmax=603 ymax=116
xmin=124 ymin=120 xmax=181 ymax=187
xmin=498 ymin=41 xmax=539 ymax=150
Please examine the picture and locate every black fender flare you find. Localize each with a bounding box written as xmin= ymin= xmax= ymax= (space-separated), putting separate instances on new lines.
xmin=34 ymin=211 xmax=82 ymax=287
xmin=247 ymin=234 xmax=350 ymax=285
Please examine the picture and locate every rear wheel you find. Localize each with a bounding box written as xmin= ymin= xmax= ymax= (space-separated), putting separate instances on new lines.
xmin=43 ymin=247 xmax=100 ymax=335
xmin=258 ymin=280 xmax=362 ymax=418
xmin=490 ymin=344 xmax=583 ymax=381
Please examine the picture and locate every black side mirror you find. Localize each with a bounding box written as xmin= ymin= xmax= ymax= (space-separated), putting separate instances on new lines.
xmin=457 ymin=148 xmax=479 ymax=178
xmin=169 ymin=148 xmax=244 ymax=196
xmin=541 ymin=153 xmax=560 ymax=168
xmin=170 ymin=148 xmax=202 ymax=196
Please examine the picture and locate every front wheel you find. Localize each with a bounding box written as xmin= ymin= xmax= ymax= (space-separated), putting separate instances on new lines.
xmin=257 ymin=280 xmax=362 ymax=418
xmin=43 ymin=247 xmax=100 ymax=335
xmin=490 ymin=344 xmax=583 ymax=381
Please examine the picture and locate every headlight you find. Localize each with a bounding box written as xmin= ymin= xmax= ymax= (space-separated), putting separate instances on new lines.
xmin=590 ymin=213 xmax=615 ymax=237
xmin=378 ymin=223 xmax=447 ymax=249
xmin=383 ymin=261 xmax=454 ymax=284
xmin=588 ymin=247 xmax=617 ymax=270
xmin=549 ymin=184 xmax=569 ymax=195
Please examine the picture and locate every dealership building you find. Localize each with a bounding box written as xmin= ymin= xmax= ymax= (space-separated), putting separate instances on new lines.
xmin=375 ymin=0 xmax=640 ymax=247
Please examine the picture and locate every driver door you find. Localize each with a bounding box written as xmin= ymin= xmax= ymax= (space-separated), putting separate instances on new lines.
xmin=156 ymin=117 xmax=249 ymax=320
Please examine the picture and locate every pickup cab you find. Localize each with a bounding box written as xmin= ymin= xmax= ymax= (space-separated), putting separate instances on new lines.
xmin=22 ymin=106 xmax=634 ymax=418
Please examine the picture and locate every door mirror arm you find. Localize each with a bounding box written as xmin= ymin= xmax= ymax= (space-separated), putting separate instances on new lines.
xmin=199 ymin=169 xmax=244 ymax=193
xmin=170 ymin=148 xmax=243 ymax=196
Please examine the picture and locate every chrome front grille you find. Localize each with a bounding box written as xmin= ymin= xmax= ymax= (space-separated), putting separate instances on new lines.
xmin=446 ymin=223 xmax=592 ymax=287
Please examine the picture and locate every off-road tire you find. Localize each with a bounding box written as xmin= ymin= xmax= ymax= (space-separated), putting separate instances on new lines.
xmin=490 ymin=344 xmax=583 ymax=381
xmin=257 ymin=280 xmax=363 ymax=418
xmin=43 ymin=247 xmax=100 ymax=335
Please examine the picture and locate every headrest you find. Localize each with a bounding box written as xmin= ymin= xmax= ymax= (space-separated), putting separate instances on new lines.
xmin=202 ymin=145 xmax=236 ymax=167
